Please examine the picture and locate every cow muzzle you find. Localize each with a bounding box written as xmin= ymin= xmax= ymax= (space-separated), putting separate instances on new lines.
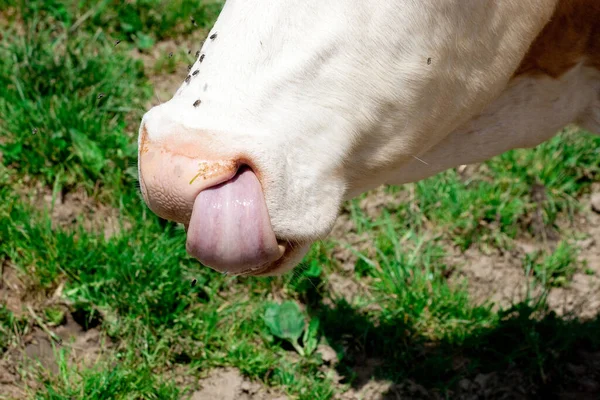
xmin=138 ymin=125 xmax=287 ymax=275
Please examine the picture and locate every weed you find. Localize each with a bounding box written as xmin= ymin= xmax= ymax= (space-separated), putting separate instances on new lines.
xmin=263 ymin=301 xmax=320 ymax=357
xmin=523 ymin=240 xmax=581 ymax=287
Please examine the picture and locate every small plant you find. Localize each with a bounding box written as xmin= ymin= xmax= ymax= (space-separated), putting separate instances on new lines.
xmin=133 ymin=32 xmax=155 ymax=51
xmin=44 ymin=306 xmax=66 ymax=327
xmin=263 ymin=301 xmax=319 ymax=357
xmin=0 ymin=305 xmax=28 ymax=353
xmin=523 ymin=241 xmax=580 ymax=287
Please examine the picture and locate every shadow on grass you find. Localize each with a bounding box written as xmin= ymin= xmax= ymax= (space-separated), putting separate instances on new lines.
xmin=315 ymin=299 xmax=600 ymax=399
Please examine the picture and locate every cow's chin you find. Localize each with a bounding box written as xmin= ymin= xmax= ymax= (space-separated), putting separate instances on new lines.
xmin=240 ymin=241 xmax=311 ymax=277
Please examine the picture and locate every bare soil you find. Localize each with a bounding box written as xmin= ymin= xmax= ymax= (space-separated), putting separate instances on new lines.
xmin=1 ymin=263 xmax=110 ymax=399
xmin=447 ymin=191 xmax=600 ymax=318
xmin=17 ymin=180 xmax=130 ymax=240
xmin=188 ymin=368 xmax=287 ymax=400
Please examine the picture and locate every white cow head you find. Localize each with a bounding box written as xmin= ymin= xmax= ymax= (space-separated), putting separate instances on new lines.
xmin=138 ymin=0 xmax=558 ymax=276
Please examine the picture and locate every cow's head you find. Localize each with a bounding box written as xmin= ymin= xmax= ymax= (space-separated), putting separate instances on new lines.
xmin=138 ymin=0 xmax=557 ymax=276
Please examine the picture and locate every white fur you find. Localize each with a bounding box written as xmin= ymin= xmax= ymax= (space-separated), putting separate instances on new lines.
xmin=139 ymin=0 xmax=599 ymax=269
xmin=360 ymin=62 xmax=600 ymax=195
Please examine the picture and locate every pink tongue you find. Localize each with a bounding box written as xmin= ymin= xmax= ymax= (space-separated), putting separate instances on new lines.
xmin=185 ymin=167 xmax=283 ymax=273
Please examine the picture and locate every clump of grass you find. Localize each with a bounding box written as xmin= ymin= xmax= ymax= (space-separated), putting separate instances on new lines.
xmin=11 ymin=0 xmax=224 ymax=45
xmin=0 ymin=12 xmax=152 ymax=195
xmin=523 ymin=240 xmax=581 ymax=288
xmin=84 ymin=0 xmax=223 ymax=42
xmin=32 ymin=349 xmax=184 ymax=400
xmin=1 ymin=185 xmax=337 ymax=398
xmin=43 ymin=306 xmax=66 ymax=327
xmin=352 ymin=214 xmax=497 ymax=341
xmin=0 ymin=305 xmax=29 ymax=353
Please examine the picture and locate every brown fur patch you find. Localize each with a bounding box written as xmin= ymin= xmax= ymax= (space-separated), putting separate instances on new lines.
xmin=514 ymin=0 xmax=600 ymax=78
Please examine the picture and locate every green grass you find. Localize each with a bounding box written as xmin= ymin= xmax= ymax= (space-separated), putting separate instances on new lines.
xmin=0 ymin=5 xmax=151 ymax=197
xmin=523 ymin=240 xmax=581 ymax=288
xmin=0 ymin=304 xmax=28 ymax=354
xmin=33 ymin=351 xmax=184 ymax=400
xmin=1 ymin=2 xmax=600 ymax=399
xmin=6 ymin=0 xmax=222 ymax=44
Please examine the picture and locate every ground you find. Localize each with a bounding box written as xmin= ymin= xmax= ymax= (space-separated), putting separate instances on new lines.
xmin=1 ymin=2 xmax=600 ymax=399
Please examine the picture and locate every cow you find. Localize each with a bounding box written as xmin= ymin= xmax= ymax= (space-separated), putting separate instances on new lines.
xmin=137 ymin=0 xmax=600 ymax=277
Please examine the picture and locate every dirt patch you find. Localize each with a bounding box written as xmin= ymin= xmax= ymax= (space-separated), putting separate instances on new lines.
xmin=132 ymin=39 xmax=187 ymax=105
xmin=337 ymin=376 xmax=455 ymax=400
xmin=335 ymin=358 xmax=397 ymax=400
xmin=337 ymin=379 xmax=394 ymax=400
xmin=357 ymin=185 xmax=408 ymax=221
xmin=326 ymin=206 xmax=381 ymax=309
xmin=329 ymin=181 xmax=600 ymax=319
xmin=447 ymin=246 xmax=538 ymax=311
xmin=0 ymin=7 xmax=24 ymax=37
xmin=329 ymin=212 xmax=376 ymax=273
xmin=1 ymin=313 xmax=110 ymax=399
xmin=326 ymin=273 xmax=377 ymax=311
xmin=1 ymin=262 xmax=110 ymax=399
xmin=17 ymin=181 xmax=130 ymax=240
xmin=456 ymin=163 xmax=493 ymax=184
xmin=450 ymin=369 xmax=536 ymax=400
xmin=22 ymin=314 xmax=109 ymax=371
xmin=447 ymin=190 xmax=600 ymax=318
xmin=189 ymin=368 xmax=287 ymax=400
xmin=333 ymin=351 xmax=600 ymax=400
xmin=546 ymin=193 xmax=600 ymax=318
xmin=163 ymin=364 xmax=201 ymax=396
xmin=591 ymin=193 xmax=600 ymax=214
xmin=1 ymin=262 xmax=27 ymax=318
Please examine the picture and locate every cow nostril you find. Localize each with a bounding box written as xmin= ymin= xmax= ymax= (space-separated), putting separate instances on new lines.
xmin=138 ymin=135 xmax=242 ymax=224
xmin=236 ymin=163 xmax=252 ymax=176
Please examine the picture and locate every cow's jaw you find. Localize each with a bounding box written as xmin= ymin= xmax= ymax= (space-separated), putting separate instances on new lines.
xmin=138 ymin=0 xmax=558 ymax=275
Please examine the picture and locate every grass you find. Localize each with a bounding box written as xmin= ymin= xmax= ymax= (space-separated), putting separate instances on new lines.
xmin=1 ymin=1 xmax=600 ymax=399
xmin=33 ymin=351 xmax=184 ymax=399
xmin=522 ymin=240 xmax=582 ymax=288
xmin=0 ymin=5 xmax=151 ymax=197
